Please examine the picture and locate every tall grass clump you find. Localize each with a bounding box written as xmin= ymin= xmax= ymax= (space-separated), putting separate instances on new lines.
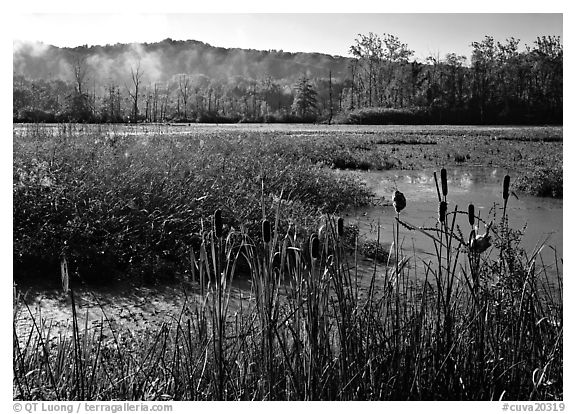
xmin=14 ymin=162 xmax=562 ymax=400
xmin=13 ymin=127 xmax=373 ymax=285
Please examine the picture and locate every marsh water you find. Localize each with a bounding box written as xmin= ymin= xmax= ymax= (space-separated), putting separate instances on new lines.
xmin=346 ymin=166 xmax=562 ymax=276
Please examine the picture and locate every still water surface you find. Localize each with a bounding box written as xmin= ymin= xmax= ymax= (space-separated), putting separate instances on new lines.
xmin=346 ymin=167 xmax=562 ymax=272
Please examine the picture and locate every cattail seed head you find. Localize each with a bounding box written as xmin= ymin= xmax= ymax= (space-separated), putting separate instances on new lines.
xmin=310 ymin=234 xmax=320 ymax=259
xmin=441 ymin=168 xmax=448 ymax=197
xmin=439 ymin=201 xmax=447 ymax=223
xmin=337 ymin=217 xmax=344 ymax=238
xmin=393 ymin=190 xmax=406 ymax=213
xmin=213 ymin=209 xmax=223 ymax=238
xmin=503 ymin=175 xmax=510 ymax=200
xmin=468 ymin=204 xmax=475 ymax=227
xmin=262 ymin=219 xmax=271 ymax=243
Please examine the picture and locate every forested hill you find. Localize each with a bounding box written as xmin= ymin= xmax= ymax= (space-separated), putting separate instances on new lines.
xmin=13 ymin=38 xmax=351 ymax=84
xmin=13 ymin=35 xmax=562 ymax=125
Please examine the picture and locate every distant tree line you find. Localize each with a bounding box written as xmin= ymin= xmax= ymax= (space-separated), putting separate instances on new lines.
xmin=346 ymin=34 xmax=562 ymax=124
xmin=13 ymin=34 xmax=562 ymax=125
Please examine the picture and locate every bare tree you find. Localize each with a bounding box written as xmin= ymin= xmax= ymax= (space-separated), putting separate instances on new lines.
xmin=71 ymin=54 xmax=88 ymax=95
xmin=152 ymin=83 xmax=160 ymax=122
xmin=160 ymin=84 xmax=171 ymax=121
xmin=104 ymin=82 xmax=121 ymax=122
xmin=328 ymin=70 xmax=333 ymax=124
xmin=177 ymin=75 xmax=191 ymax=120
xmin=65 ymin=53 xmax=94 ymax=121
xmin=126 ymin=62 xmax=144 ymax=123
xmin=144 ymin=87 xmax=152 ymax=122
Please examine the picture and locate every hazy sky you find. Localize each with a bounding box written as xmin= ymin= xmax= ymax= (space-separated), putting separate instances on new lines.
xmin=12 ymin=13 xmax=562 ymax=61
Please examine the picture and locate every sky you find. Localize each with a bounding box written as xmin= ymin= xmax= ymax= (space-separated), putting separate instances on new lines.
xmin=12 ymin=13 xmax=562 ymax=61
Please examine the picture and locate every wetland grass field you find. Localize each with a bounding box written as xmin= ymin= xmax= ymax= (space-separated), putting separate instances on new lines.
xmin=13 ymin=123 xmax=563 ymax=401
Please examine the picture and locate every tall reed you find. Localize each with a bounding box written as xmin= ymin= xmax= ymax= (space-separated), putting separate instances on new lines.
xmin=14 ymin=171 xmax=562 ymax=401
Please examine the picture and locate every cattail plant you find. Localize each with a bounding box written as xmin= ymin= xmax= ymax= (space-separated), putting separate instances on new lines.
xmin=430 ymin=167 xmax=461 ymax=381
xmin=262 ymin=219 xmax=271 ymax=243
xmin=392 ymin=189 xmax=407 ymax=358
xmin=310 ymin=234 xmax=320 ymax=260
xmin=337 ymin=217 xmax=344 ymax=239
xmin=468 ymin=204 xmax=475 ymax=227
xmin=213 ymin=209 xmax=223 ymax=238
xmin=433 ymin=171 xmax=442 ymax=202
xmin=438 ymin=201 xmax=447 ymax=224
xmin=392 ymin=190 xmax=406 ymax=291
xmin=503 ymin=174 xmax=511 ymax=216
xmin=499 ymin=174 xmax=512 ymax=276
xmin=440 ymin=168 xmax=448 ymax=199
xmin=393 ymin=190 xmax=406 ymax=214
xmin=503 ymin=175 xmax=510 ymax=200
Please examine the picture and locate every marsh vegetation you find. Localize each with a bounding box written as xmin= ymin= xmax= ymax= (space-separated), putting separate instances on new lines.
xmin=13 ymin=124 xmax=562 ymax=400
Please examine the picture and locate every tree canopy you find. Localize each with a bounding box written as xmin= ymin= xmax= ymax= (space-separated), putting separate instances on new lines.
xmin=13 ymin=35 xmax=562 ymax=124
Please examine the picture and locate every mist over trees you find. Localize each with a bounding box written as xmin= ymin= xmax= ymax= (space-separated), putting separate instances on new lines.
xmin=13 ymin=35 xmax=562 ymax=124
